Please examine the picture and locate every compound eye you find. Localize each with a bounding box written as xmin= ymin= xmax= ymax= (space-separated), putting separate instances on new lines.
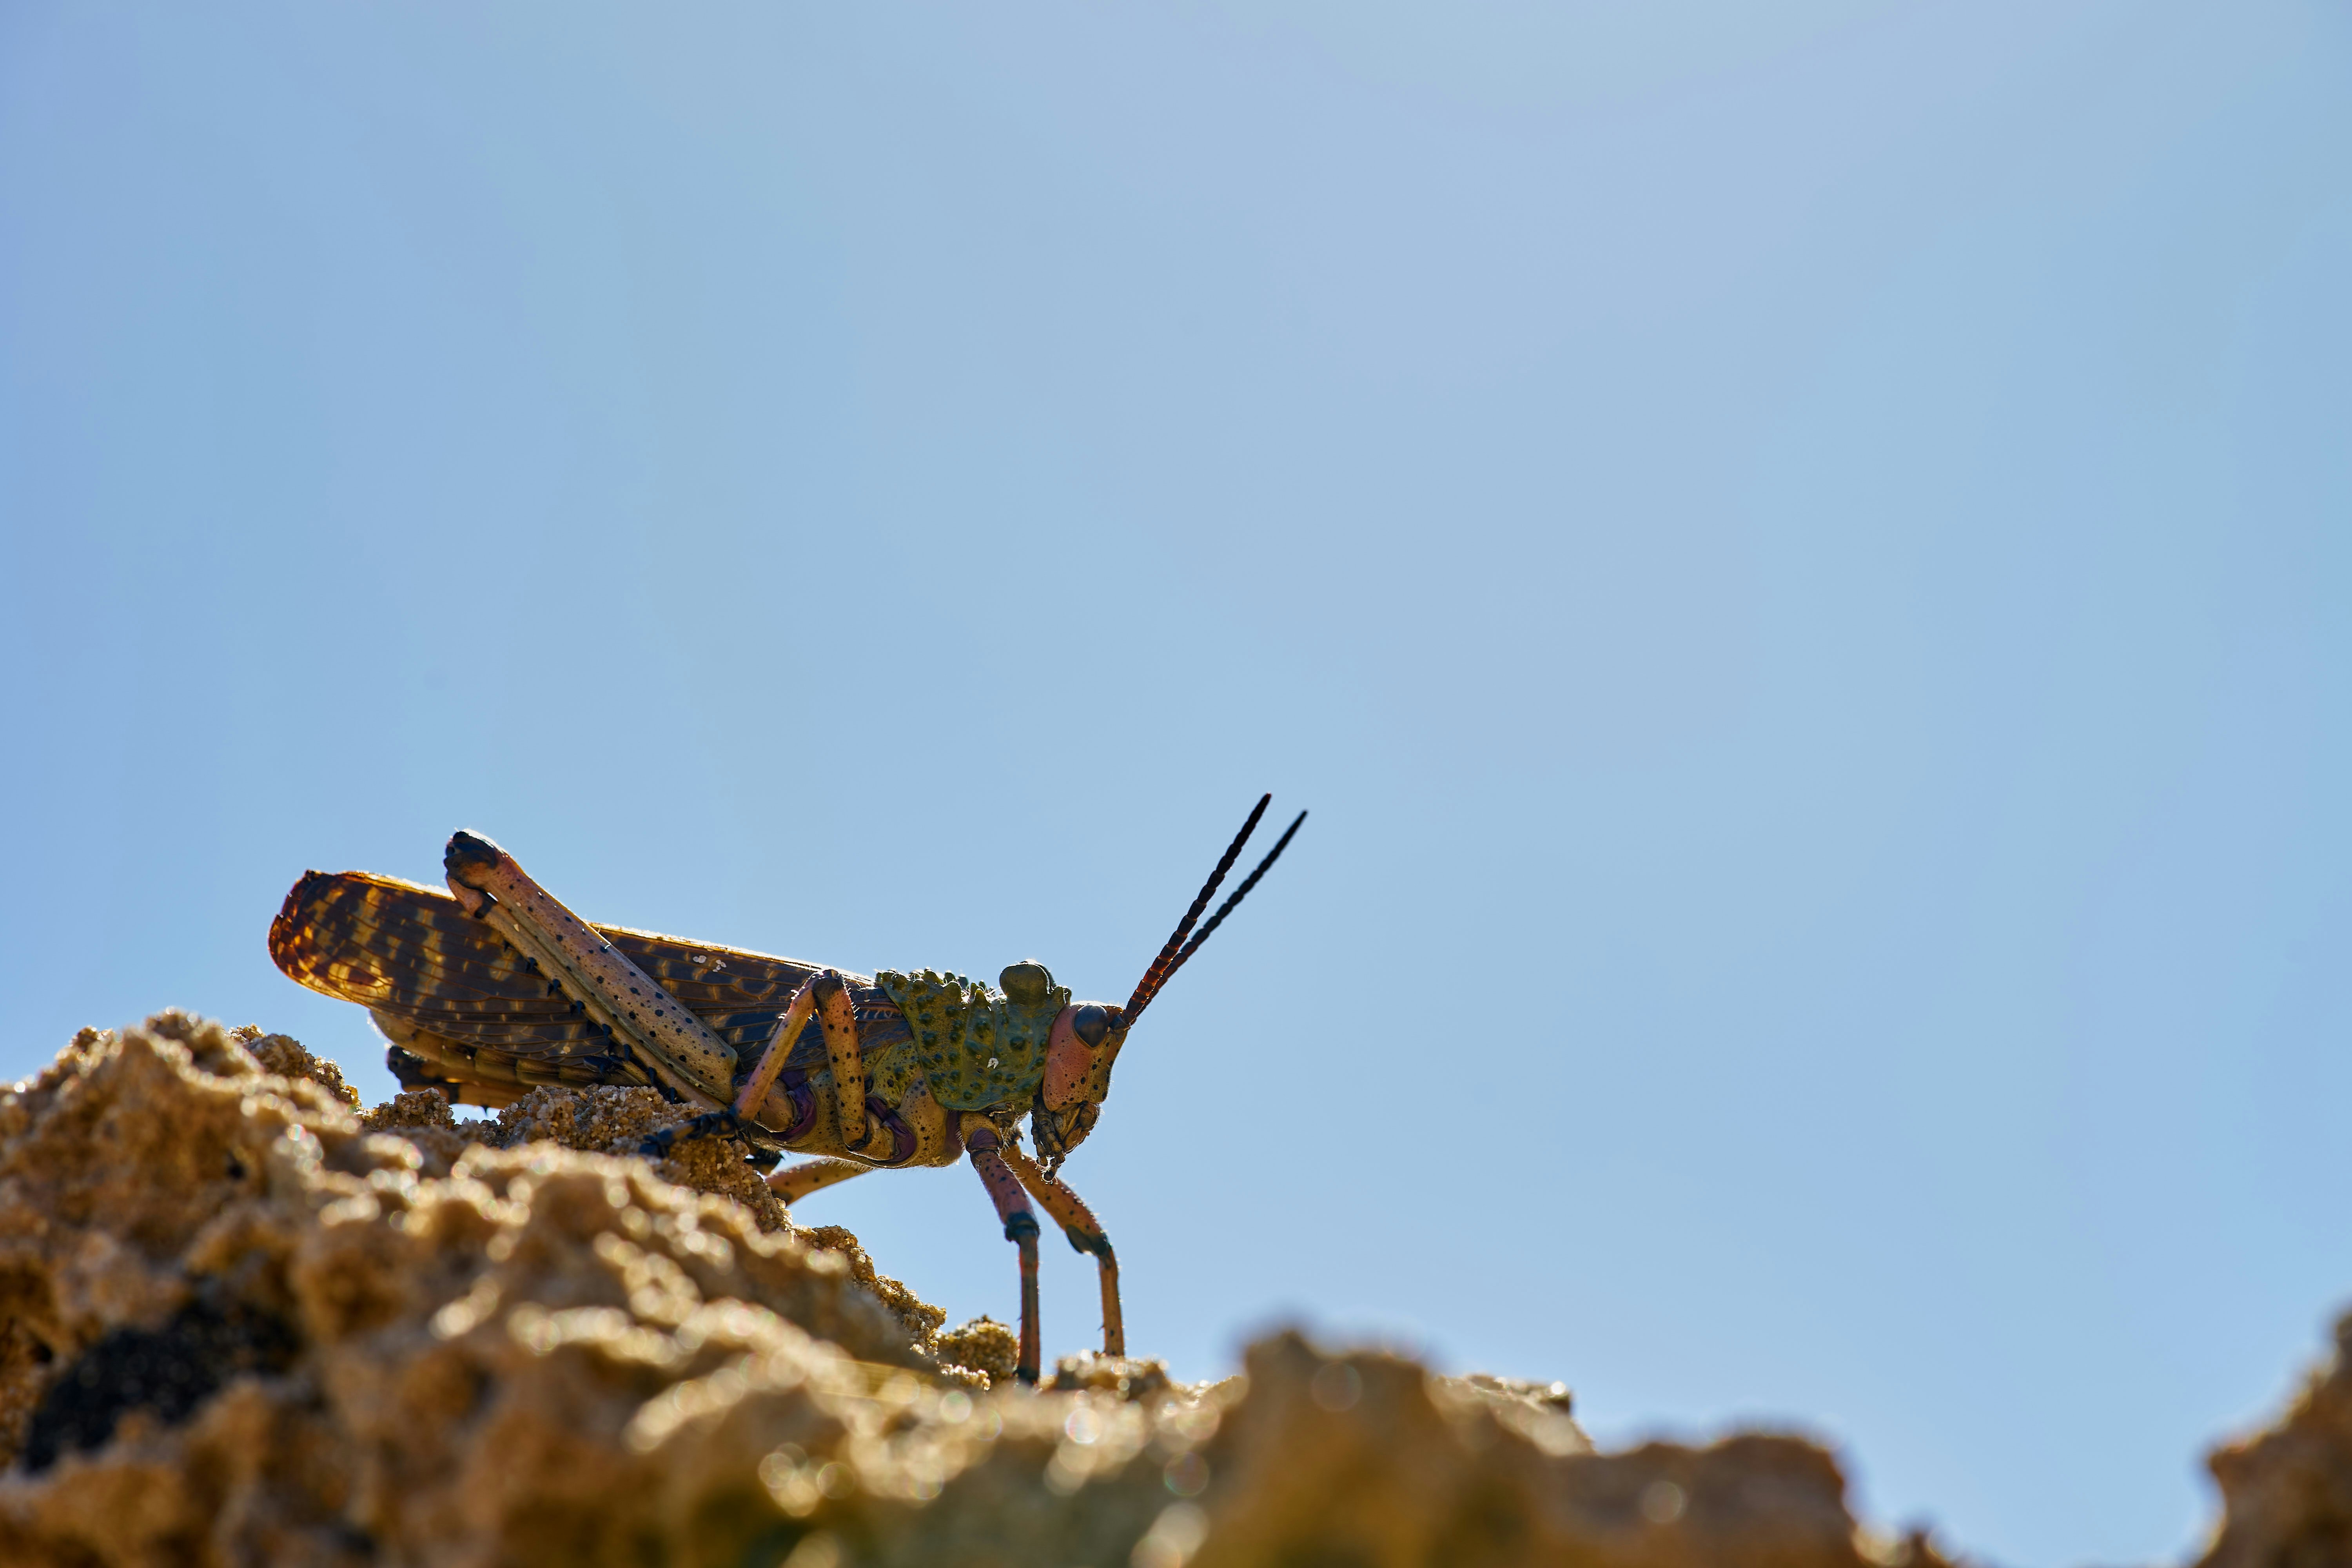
xmin=1072 ymin=1004 xmax=1109 ymax=1049
xmin=999 ymin=962 xmax=1054 ymax=1004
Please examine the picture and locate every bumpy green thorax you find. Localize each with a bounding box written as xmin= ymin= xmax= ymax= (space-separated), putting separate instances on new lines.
xmin=878 ymin=967 xmax=1069 ymax=1111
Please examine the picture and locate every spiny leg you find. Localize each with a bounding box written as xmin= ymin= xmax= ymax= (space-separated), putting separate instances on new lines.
xmin=441 ymin=832 xmax=737 ymax=1107
xmin=769 ymin=1157 xmax=870 ymax=1205
xmin=1000 ymin=1143 xmax=1123 ymax=1357
xmin=963 ymin=1122 xmax=1042 ymax=1385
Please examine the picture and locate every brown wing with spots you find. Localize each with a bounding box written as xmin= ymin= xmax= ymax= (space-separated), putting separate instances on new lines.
xmin=269 ymin=870 xmax=909 ymax=1094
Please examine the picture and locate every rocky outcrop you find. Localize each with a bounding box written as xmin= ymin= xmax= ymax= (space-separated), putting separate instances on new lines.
xmin=0 ymin=1012 xmax=1998 ymax=1566
xmin=2195 ymin=1313 xmax=2352 ymax=1568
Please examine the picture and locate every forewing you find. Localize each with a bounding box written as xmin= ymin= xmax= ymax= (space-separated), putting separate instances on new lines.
xmin=269 ymin=871 xmax=906 ymax=1073
xmin=599 ymin=932 xmax=911 ymax=1059
xmin=270 ymin=871 xmax=610 ymax=1057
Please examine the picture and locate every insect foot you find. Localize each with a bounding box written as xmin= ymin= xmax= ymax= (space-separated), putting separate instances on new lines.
xmin=637 ymin=1108 xmax=744 ymax=1159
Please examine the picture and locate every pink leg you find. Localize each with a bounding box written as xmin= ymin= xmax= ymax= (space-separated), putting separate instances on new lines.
xmin=1001 ymin=1144 xmax=1123 ymax=1357
xmin=963 ymin=1122 xmax=1042 ymax=1384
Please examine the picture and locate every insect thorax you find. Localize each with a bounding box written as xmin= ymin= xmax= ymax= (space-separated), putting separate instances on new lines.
xmin=877 ymin=968 xmax=1067 ymax=1111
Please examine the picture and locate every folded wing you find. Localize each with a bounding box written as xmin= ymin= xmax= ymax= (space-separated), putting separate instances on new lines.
xmin=269 ymin=870 xmax=906 ymax=1102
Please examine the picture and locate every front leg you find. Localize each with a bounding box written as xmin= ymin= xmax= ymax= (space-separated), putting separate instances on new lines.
xmin=1000 ymin=1143 xmax=1124 ymax=1357
xmin=963 ymin=1120 xmax=1042 ymax=1385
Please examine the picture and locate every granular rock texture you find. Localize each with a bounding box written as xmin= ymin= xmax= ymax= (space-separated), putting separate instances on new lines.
xmin=2195 ymin=1313 xmax=2352 ymax=1568
xmin=0 ymin=1013 xmax=1972 ymax=1566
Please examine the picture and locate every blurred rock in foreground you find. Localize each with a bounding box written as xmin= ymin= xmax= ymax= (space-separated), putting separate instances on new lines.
xmin=0 ymin=1013 xmax=1973 ymax=1565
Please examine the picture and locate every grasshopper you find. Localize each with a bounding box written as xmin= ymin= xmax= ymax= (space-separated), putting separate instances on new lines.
xmin=268 ymin=796 xmax=1304 ymax=1384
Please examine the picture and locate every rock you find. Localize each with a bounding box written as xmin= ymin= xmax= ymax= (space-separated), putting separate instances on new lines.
xmin=0 ymin=1013 xmax=931 ymax=1566
xmin=230 ymin=1027 xmax=360 ymax=1112
xmin=934 ymin=1317 xmax=1020 ymax=1390
xmin=1181 ymin=1332 xmax=1953 ymax=1568
xmin=0 ymin=1013 xmax=1980 ymax=1566
xmin=2196 ymin=1312 xmax=2352 ymax=1568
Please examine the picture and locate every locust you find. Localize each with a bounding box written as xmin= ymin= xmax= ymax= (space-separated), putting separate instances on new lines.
xmin=268 ymin=795 xmax=1305 ymax=1384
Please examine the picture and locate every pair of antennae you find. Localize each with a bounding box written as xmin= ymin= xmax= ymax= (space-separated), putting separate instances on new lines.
xmin=1122 ymin=794 xmax=1308 ymax=1025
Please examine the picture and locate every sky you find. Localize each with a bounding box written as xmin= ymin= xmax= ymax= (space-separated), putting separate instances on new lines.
xmin=2 ymin=4 xmax=2347 ymax=1563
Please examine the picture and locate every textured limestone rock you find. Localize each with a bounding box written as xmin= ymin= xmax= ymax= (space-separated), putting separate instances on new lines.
xmin=0 ymin=1014 xmax=936 ymax=1566
xmin=0 ymin=1014 xmax=1962 ymax=1567
xmin=2196 ymin=1313 xmax=2352 ymax=1568
xmin=1177 ymin=1332 xmax=1952 ymax=1568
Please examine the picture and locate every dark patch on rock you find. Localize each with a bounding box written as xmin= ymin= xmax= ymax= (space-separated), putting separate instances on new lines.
xmin=22 ymin=1297 xmax=297 ymax=1472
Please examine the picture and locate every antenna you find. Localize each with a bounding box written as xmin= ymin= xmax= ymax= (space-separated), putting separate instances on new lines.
xmin=1156 ymin=809 xmax=1307 ymax=991
xmin=1122 ymin=795 xmax=1305 ymax=1025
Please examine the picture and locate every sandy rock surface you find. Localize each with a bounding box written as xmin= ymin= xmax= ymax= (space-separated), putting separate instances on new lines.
xmin=0 ymin=1012 xmax=2334 ymax=1567
xmin=2193 ymin=1312 xmax=2352 ymax=1568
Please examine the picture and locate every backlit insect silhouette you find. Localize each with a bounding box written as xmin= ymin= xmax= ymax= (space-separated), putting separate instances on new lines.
xmin=268 ymin=797 xmax=1305 ymax=1383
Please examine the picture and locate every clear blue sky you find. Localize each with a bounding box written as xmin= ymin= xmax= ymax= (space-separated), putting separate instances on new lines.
xmin=3 ymin=5 xmax=2346 ymax=1563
